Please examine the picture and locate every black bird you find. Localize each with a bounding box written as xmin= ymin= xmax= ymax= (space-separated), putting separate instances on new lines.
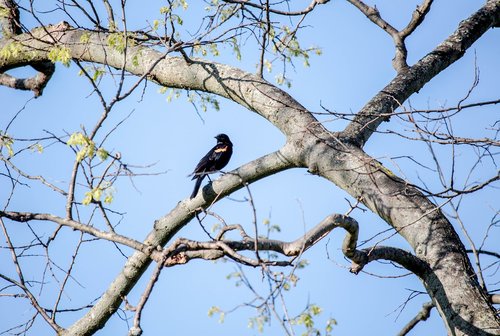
xmin=190 ymin=133 xmax=233 ymax=199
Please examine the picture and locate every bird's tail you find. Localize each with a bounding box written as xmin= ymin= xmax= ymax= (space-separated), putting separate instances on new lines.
xmin=190 ymin=175 xmax=205 ymax=199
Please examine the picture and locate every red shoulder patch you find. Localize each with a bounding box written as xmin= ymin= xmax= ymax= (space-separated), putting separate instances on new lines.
xmin=214 ymin=146 xmax=228 ymax=153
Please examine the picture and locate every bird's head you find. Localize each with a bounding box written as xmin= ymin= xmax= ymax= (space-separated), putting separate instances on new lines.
xmin=215 ymin=133 xmax=231 ymax=144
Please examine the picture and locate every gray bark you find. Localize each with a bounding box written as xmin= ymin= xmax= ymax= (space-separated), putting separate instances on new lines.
xmin=1 ymin=1 xmax=499 ymax=335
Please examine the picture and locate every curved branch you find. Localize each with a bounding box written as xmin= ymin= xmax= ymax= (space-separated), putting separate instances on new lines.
xmin=0 ymin=61 xmax=55 ymax=97
xmin=162 ymin=214 xmax=361 ymax=266
xmin=0 ymin=0 xmax=55 ymax=97
xmin=351 ymin=246 xmax=429 ymax=276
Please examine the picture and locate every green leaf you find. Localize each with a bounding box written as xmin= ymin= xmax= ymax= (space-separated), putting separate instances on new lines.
xmin=48 ymin=46 xmax=72 ymax=67
xmin=30 ymin=143 xmax=44 ymax=153
xmin=67 ymin=132 xmax=96 ymax=162
xmin=264 ymin=59 xmax=272 ymax=72
xmin=0 ymin=41 xmax=22 ymax=61
xmin=97 ymin=147 xmax=109 ymax=161
xmin=67 ymin=132 xmax=86 ymax=146
xmin=310 ymin=304 xmax=322 ymax=316
xmin=297 ymin=259 xmax=309 ymax=269
xmin=92 ymin=67 xmax=106 ymax=81
xmin=80 ymin=32 xmax=91 ymax=44
xmin=152 ymin=19 xmax=160 ymax=31
xmin=209 ymin=43 xmax=219 ymax=56
xmin=207 ymin=306 xmax=220 ymax=317
xmin=107 ymin=32 xmax=126 ymax=53
xmin=82 ymin=191 xmax=93 ymax=205
xmin=104 ymin=194 xmax=113 ymax=204
xmin=0 ymin=132 xmax=14 ymax=157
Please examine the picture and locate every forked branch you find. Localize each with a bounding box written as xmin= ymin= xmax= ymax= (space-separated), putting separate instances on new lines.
xmin=347 ymin=0 xmax=433 ymax=71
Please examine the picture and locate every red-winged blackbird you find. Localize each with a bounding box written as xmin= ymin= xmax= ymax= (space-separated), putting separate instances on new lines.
xmin=190 ymin=133 xmax=233 ymax=199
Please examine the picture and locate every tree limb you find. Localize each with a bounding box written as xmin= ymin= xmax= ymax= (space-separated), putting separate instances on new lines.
xmin=0 ymin=210 xmax=156 ymax=256
xmin=0 ymin=0 xmax=55 ymax=97
xmin=397 ymin=301 xmax=434 ymax=336
xmin=343 ymin=0 xmax=500 ymax=146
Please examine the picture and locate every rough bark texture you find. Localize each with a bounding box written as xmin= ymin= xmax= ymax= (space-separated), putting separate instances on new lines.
xmin=1 ymin=1 xmax=499 ymax=335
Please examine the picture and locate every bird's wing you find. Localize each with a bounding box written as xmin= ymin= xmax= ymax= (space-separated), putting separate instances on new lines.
xmin=191 ymin=144 xmax=219 ymax=177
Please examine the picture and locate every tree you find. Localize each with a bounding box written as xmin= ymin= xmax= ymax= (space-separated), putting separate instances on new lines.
xmin=1 ymin=0 xmax=499 ymax=335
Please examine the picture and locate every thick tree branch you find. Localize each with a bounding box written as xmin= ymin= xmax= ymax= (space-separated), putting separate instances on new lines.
xmin=0 ymin=0 xmax=21 ymax=36
xmin=0 ymin=0 xmax=55 ymax=97
xmin=343 ymin=0 xmax=500 ymax=146
xmin=0 ymin=61 xmax=55 ymax=97
xmin=350 ymin=246 xmax=429 ymax=276
xmin=0 ymin=22 xmax=319 ymax=139
xmin=309 ymin=139 xmax=500 ymax=334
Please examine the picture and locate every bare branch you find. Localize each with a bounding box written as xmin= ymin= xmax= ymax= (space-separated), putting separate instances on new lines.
xmin=400 ymin=0 xmax=434 ymax=38
xmin=222 ymin=0 xmax=325 ymax=16
xmin=397 ymin=301 xmax=434 ymax=336
xmin=346 ymin=0 xmax=408 ymax=71
xmin=0 ymin=210 xmax=156 ymax=256
xmin=0 ymin=218 xmax=63 ymax=333
xmin=129 ymin=249 xmax=170 ymax=336
xmin=343 ymin=0 xmax=500 ymax=145
xmin=0 ymin=154 xmax=67 ymax=195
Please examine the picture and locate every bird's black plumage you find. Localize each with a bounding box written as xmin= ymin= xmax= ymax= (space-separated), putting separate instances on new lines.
xmin=190 ymin=134 xmax=233 ymax=199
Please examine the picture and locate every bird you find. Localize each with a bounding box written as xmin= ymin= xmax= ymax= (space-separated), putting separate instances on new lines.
xmin=189 ymin=133 xmax=233 ymax=199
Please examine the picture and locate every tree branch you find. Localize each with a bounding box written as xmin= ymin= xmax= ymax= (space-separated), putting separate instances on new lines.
xmin=161 ymin=214 xmax=354 ymax=267
xmin=0 ymin=0 xmax=55 ymax=97
xmin=0 ymin=218 xmax=63 ymax=333
xmin=0 ymin=0 xmax=21 ymax=35
xmin=0 ymin=61 xmax=55 ymax=97
xmin=397 ymin=301 xmax=434 ymax=336
xmin=0 ymin=22 xmax=318 ymax=139
xmin=0 ymin=210 xmax=157 ymax=256
xmin=400 ymin=0 xmax=434 ymax=38
xmin=343 ymin=0 xmax=500 ymax=146
xmin=222 ymin=0 xmax=326 ymax=16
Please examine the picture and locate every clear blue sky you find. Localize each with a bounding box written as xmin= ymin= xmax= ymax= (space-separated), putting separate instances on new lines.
xmin=1 ymin=1 xmax=499 ymax=335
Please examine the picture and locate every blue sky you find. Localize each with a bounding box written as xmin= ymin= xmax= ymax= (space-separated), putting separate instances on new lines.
xmin=1 ymin=1 xmax=499 ymax=335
